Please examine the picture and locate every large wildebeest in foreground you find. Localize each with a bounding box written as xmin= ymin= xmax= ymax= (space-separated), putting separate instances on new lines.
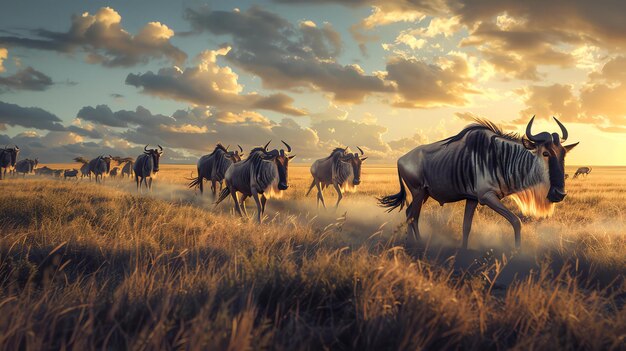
xmin=216 ymin=141 xmax=295 ymax=223
xmin=88 ymin=155 xmax=113 ymax=183
xmin=188 ymin=143 xmax=244 ymax=197
xmin=134 ymin=145 xmax=163 ymax=191
xmin=573 ymin=167 xmax=592 ymax=178
xmin=378 ymin=117 xmax=578 ymax=249
xmin=306 ymin=146 xmax=367 ymax=209
xmin=14 ymin=158 xmax=38 ymax=176
xmin=0 ymin=145 xmax=19 ymax=180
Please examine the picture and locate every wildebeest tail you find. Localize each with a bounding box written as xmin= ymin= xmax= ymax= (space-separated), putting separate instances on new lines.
xmin=377 ymin=173 xmax=407 ymax=212
xmin=215 ymin=187 xmax=231 ymax=205
xmin=187 ymin=175 xmax=201 ymax=189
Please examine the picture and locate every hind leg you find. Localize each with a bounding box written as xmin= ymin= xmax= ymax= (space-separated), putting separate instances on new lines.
xmin=405 ymin=188 xmax=427 ymax=246
xmin=261 ymin=194 xmax=267 ymax=215
xmin=316 ymin=182 xmax=326 ymax=209
xmin=230 ymin=190 xmax=243 ymax=217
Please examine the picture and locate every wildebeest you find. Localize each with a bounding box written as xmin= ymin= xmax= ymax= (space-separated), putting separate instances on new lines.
xmin=74 ymin=157 xmax=91 ymax=179
xmin=121 ymin=161 xmax=133 ymax=178
xmin=64 ymin=169 xmax=79 ymax=179
xmin=573 ymin=167 xmax=592 ymax=178
xmin=306 ymin=146 xmax=367 ymax=209
xmin=14 ymin=158 xmax=38 ymax=176
xmin=35 ymin=166 xmax=55 ymax=176
xmin=216 ymin=140 xmax=295 ymax=223
xmin=378 ymin=117 xmax=578 ymax=249
xmin=0 ymin=145 xmax=19 ymax=180
xmin=564 ymin=173 xmax=569 ymax=180
xmin=188 ymin=144 xmax=244 ymax=197
xmin=109 ymin=167 xmax=119 ymax=178
xmin=134 ymin=145 xmax=163 ymax=191
xmin=88 ymin=155 xmax=113 ymax=183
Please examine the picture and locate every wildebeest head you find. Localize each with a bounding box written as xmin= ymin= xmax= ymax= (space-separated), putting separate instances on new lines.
xmin=3 ymin=145 xmax=19 ymax=166
xmin=522 ymin=116 xmax=578 ymax=203
xmin=144 ymin=144 xmax=164 ymax=172
xmin=226 ymin=144 xmax=244 ymax=163
xmin=340 ymin=146 xmax=367 ymax=185
xmin=262 ymin=140 xmax=295 ymax=190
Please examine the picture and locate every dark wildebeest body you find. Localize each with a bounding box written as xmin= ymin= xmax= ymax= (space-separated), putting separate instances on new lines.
xmin=121 ymin=161 xmax=133 ymax=178
xmin=109 ymin=167 xmax=119 ymax=178
xmin=573 ymin=167 xmax=592 ymax=178
xmin=88 ymin=155 xmax=113 ymax=183
xmin=14 ymin=158 xmax=38 ymax=176
xmin=64 ymin=169 xmax=79 ymax=179
xmin=134 ymin=145 xmax=163 ymax=191
xmin=0 ymin=145 xmax=19 ymax=180
xmin=74 ymin=157 xmax=91 ymax=179
xmin=216 ymin=141 xmax=294 ymax=223
xmin=379 ymin=117 xmax=578 ymax=249
xmin=188 ymin=144 xmax=243 ymax=197
xmin=306 ymin=146 xmax=367 ymax=209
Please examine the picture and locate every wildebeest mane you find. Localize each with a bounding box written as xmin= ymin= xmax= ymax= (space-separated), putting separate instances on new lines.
xmin=209 ymin=143 xmax=228 ymax=156
xmin=440 ymin=118 xmax=542 ymax=195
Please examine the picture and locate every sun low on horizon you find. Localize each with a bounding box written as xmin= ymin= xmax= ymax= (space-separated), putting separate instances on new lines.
xmin=0 ymin=0 xmax=625 ymax=166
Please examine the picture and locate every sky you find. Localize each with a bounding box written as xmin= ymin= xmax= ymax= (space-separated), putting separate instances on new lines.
xmin=0 ymin=0 xmax=624 ymax=165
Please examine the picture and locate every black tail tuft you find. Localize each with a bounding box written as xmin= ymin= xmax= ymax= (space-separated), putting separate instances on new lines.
xmin=215 ymin=187 xmax=231 ymax=205
xmin=187 ymin=176 xmax=201 ymax=189
xmin=377 ymin=173 xmax=407 ymax=213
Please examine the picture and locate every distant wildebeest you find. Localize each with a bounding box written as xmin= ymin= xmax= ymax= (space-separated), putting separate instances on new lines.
xmin=216 ymin=140 xmax=295 ymax=223
xmin=378 ymin=117 xmax=578 ymax=249
xmin=121 ymin=160 xmax=134 ymax=178
xmin=188 ymin=144 xmax=244 ymax=197
xmin=14 ymin=158 xmax=38 ymax=176
xmin=573 ymin=167 xmax=592 ymax=178
xmin=0 ymin=145 xmax=19 ymax=180
xmin=88 ymin=155 xmax=113 ymax=183
xmin=109 ymin=167 xmax=119 ymax=178
xmin=34 ymin=166 xmax=55 ymax=176
xmin=306 ymin=146 xmax=367 ymax=209
xmin=53 ymin=169 xmax=63 ymax=178
xmin=564 ymin=173 xmax=569 ymax=180
xmin=74 ymin=157 xmax=91 ymax=179
xmin=134 ymin=145 xmax=163 ymax=191
xmin=64 ymin=169 xmax=79 ymax=179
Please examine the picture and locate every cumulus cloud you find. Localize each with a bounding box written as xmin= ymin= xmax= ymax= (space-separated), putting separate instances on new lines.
xmin=385 ymin=55 xmax=478 ymax=108
xmin=0 ymin=67 xmax=54 ymax=92
xmin=0 ymin=7 xmax=186 ymax=67
xmin=0 ymin=100 xmax=66 ymax=130
xmin=184 ymin=6 xmax=391 ymax=103
xmin=125 ymin=48 xmax=306 ymax=116
xmin=0 ymin=48 xmax=7 ymax=72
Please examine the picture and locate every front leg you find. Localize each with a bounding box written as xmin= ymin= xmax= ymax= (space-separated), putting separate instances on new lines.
xmin=462 ymin=199 xmax=478 ymax=249
xmin=333 ymin=183 xmax=343 ymax=209
xmin=251 ymin=189 xmax=263 ymax=223
xmin=479 ymin=192 xmax=522 ymax=249
xmin=261 ymin=194 xmax=267 ymax=214
xmin=240 ymin=195 xmax=249 ymax=217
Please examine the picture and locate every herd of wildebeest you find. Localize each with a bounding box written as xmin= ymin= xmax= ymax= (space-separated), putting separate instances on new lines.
xmin=1 ymin=117 xmax=593 ymax=248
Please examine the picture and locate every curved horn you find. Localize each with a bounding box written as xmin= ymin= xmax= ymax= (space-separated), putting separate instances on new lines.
xmin=238 ymin=144 xmax=243 ymax=152
xmin=553 ymin=116 xmax=568 ymax=141
xmin=264 ymin=140 xmax=272 ymax=151
xmin=226 ymin=144 xmax=230 ymax=151
xmin=281 ymin=140 xmax=292 ymax=153
xmin=356 ymin=146 xmax=364 ymax=155
xmin=144 ymin=144 xmax=149 ymax=152
xmin=14 ymin=145 xmax=19 ymax=151
xmin=525 ymin=115 xmax=541 ymax=142
xmin=158 ymin=144 xmax=163 ymax=151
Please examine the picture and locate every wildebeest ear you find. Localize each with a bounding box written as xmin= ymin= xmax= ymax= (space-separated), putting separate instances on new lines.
xmin=360 ymin=157 xmax=368 ymax=162
xmin=522 ymin=138 xmax=536 ymax=150
xmin=564 ymin=142 xmax=579 ymax=153
xmin=288 ymin=155 xmax=296 ymax=160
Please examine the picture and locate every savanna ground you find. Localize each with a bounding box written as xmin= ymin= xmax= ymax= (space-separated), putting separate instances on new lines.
xmin=0 ymin=163 xmax=624 ymax=350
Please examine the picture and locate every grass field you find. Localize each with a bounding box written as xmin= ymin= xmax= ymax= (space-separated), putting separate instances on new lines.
xmin=0 ymin=163 xmax=624 ymax=350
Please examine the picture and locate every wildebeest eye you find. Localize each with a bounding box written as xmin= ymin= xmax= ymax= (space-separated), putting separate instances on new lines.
xmin=542 ymin=151 xmax=550 ymax=157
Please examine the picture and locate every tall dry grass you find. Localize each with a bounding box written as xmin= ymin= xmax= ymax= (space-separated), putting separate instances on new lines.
xmin=0 ymin=165 xmax=624 ymax=350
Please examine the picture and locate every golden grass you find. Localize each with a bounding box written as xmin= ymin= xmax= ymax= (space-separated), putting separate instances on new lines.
xmin=0 ymin=164 xmax=624 ymax=350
